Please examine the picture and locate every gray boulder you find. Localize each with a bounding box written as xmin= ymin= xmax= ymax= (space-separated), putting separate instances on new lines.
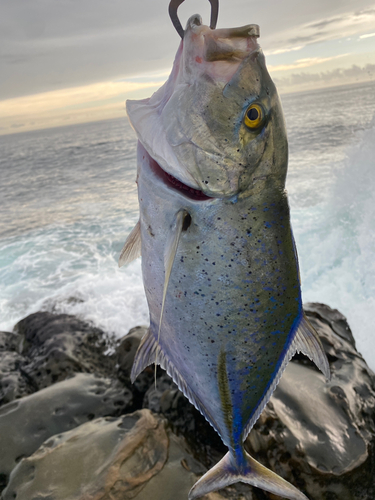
xmin=14 ymin=312 xmax=117 ymax=390
xmin=0 ymin=373 xmax=132 ymax=483
xmin=0 ymin=331 xmax=30 ymax=405
xmin=2 ymin=409 xmax=227 ymax=500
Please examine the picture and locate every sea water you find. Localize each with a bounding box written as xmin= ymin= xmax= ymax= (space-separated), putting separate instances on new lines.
xmin=0 ymin=80 xmax=374 ymax=370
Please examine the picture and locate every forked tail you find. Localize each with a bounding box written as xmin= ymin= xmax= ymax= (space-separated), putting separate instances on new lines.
xmin=189 ymin=449 xmax=309 ymax=500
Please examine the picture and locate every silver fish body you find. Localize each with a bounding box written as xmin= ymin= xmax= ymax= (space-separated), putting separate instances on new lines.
xmin=136 ymin=143 xmax=300 ymax=445
xmin=122 ymin=14 xmax=330 ymax=500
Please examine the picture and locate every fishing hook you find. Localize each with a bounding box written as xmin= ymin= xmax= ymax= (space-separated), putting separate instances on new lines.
xmin=169 ymin=0 xmax=219 ymax=39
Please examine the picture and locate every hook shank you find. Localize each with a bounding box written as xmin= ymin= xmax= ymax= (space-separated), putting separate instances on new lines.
xmin=169 ymin=0 xmax=219 ymax=39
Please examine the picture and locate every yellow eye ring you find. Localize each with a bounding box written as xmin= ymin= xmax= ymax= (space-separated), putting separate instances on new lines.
xmin=244 ymin=103 xmax=264 ymax=129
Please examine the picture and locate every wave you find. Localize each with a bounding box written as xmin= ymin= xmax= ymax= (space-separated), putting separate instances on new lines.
xmin=0 ymin=219 xmax=148 ymax=337
xmin=294 ymin=117 xmax=375 ymax=371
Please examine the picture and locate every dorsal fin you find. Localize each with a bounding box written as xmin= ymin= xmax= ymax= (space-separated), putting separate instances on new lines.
xmin=242 ymin=312 xmax=330 ymax=440
xmin=118 ymin=220 xmax=141 ymax=268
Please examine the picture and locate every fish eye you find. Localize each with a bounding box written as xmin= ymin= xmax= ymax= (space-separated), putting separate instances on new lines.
xmin=244 ymin=104 xmax=264 ymax=129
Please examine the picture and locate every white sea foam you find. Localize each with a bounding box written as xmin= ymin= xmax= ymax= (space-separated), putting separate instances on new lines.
xmin=292 ymin=118 xmax=375 ymax=370
xmin=0 ymin=219 xmax=148 ymax=337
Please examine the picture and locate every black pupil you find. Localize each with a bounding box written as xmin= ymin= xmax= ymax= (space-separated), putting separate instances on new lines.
xmin=248 ymin=107 xmax=259 ymax=121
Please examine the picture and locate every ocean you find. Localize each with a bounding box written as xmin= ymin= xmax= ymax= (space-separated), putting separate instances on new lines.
xmin=0 ymin=80 xmax=374 ymax=370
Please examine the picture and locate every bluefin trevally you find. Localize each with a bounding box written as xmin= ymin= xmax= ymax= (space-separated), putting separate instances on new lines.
xmin=119 ymin=12 xmax=330 ymax=500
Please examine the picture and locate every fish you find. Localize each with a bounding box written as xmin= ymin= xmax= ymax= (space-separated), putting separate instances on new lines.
xmin=120 ymin=12 xmax=330 ymax=500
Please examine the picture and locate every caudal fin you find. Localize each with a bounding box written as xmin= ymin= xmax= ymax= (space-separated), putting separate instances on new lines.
xmin=189 ymin=450 xmax=309 ymax=500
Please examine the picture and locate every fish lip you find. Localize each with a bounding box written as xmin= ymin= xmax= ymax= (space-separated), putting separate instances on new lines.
xmin=146 ymin=150 xmax=214 ymax=202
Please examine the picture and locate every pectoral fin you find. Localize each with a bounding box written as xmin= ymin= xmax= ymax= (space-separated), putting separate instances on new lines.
xmin=118 ymin=220 xmax=141 ymax=268
xmin=158 ymin=211 xmax=186 ymax=330
xmin=293 ymin=314 xmax=331 ymax=381
xmin=154 ymin=209 xmax=188 ymax=381
xmin=189 ymin=450 xmax=309 ymax=500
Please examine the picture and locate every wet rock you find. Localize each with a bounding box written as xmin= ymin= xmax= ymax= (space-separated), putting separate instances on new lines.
xmin=14 ymin=312 xmax=116 ymax=390
xmin=116 ymin=325 xmax=147 ymax=376
xmin=0 ymin=373 xmax=132 ymax=482
xmin=115 ymin=326 xmax=164 ymax=411
xmin=304 ymin=302 xmax=356 ymax=347
xmin=143 ymin=374 xmax=226 ymax=467
xmin=246 ymin=303 xmax=375 ymax=500
xmin=2 ymin=409 xmax=218 ymax=500
xmin=0 ymin=331 xmax=31 ymax=405
xmin=1 ymin=303 xmax=373 ymax=500
xmin=0 ymin=331 xmax=23 ymax=353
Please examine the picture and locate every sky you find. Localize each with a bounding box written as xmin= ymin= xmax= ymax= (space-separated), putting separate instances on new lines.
xmin=1 ymin=0 xmax=375 ymax=135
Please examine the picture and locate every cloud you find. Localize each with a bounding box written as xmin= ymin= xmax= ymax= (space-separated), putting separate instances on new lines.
xmin=265 ymin=46 xmax=304 ymax=56
xmin=263 ymin=7 xmax=375 ymax=54
xmin=273 ymin=63 xmax=375 ymax=94
xmin=1 ymin=80 xmax=163 ymax=116
xmin=1 ymin=0 xmax=375 ymax=134
xmin=0 ymin=0 xmax=175 ymax=100
xmin=308 ymin=17 xmax=343 ymax=30
xmin=359 ymin=32 xmax=375 ymax=38
xmin=0 ymin=77 xmax=165 ymax=135
xmin=2 ymin=0 xmax=375 ymax=102
xmin=268 ymin=54 xmax=350 ymax=72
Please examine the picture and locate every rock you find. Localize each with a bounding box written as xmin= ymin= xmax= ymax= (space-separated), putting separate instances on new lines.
xmin=143 ymin=374 xmax=226 ymax=467
xmin=304 ymin=302 xmax=356 ymax=347
xmin=1 ymin=304 xmax=374 ymax=500
xmin=0 ymin=331 xmax=31 ymax=405
xmin=0 ymin=331 xmax=23 ymax=353
xmin=116 ymin=325 xmax=148 ymax=376
xmin=246 ymin=303 xmax=375 ymax=500
xmin=2 ymin=409 xmax=213 ymax=500
xmin=0 ymin=373 xmax=132 ymax=483
xmin=14 ymin=312 xmax=117 ymax=390
xmin=115 ymin=325 xmax=164 ymax=411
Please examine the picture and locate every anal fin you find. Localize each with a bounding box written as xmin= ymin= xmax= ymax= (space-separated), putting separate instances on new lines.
xmin=130 ymin=328 xmax=157 ymax=383
xmin=118 ymin=220 xmax=141 ymax=268
xmin=131 ymin=328 xmax=222 ymax=440
xmin=189 ymin=450 xmax=309 ymax=500
xmin=293 ymin=314 xmax=331 ymax=381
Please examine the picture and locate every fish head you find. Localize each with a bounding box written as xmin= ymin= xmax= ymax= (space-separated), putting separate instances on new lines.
xmin=127 ymin=15 xmax=288 ymax=199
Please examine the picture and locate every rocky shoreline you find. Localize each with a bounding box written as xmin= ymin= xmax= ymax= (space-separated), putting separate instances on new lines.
xmin=0 ymin=303 xmax=374 ymax=499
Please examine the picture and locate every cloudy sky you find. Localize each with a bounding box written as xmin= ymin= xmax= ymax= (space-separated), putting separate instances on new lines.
xmin=1 ymin=0 xmax=375 ymax=135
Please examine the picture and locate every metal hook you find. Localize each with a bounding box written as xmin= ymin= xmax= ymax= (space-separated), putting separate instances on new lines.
xmin=169 ymin=0 xmax=219 ymax=39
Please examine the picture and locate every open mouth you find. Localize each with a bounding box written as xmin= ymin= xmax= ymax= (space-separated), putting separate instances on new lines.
xmin=148 ymin=153 xmax=212 ymax=201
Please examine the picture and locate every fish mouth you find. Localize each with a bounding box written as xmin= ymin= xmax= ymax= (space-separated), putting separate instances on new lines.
xmin=148 ymin=152 xmax=213 ymax=201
